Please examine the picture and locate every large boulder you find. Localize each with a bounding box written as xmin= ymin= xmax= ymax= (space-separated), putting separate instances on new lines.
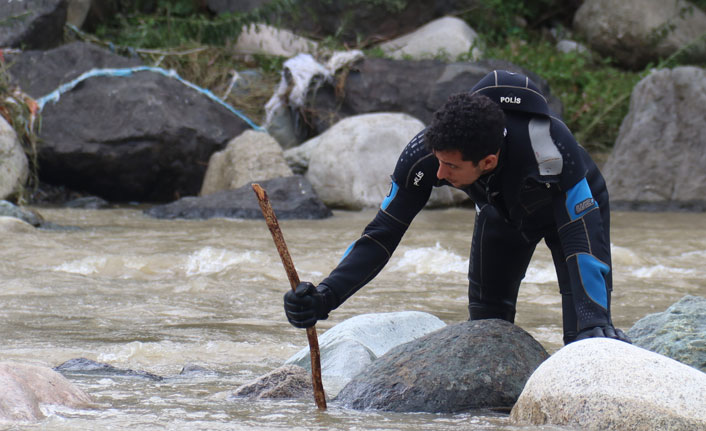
xmin=511 ymin=338 xmax=706 ymax=431
xmin=200 ymin=130 xmax=293 ymax=196
xmin=284 ymin=112 xmax=467 ymax=209
xmin=334 ymin=319 xmax=549 ymax=413
xmin=378 ymin=16 xmax=482 ymax=61
xmin=628 ymin=295 xmax=706 ymax=373
xmin=573 ymin=0 xmax=706 ymax=69
xmin=144 ymin=175 xmax=331 ymax=220
xmin=6 ymin=41 xmax=143 ymax=99
xmin=602 ymin=67 xmax=706 ymax=210
xmin=37 ymin=69 xmax=251 ymax=202
xmin=0 ymin=117 xmax=29 ymax=201
xmin=275 ymin=57 xmax=563 ymax=145
xmin=0 ymin=0 xmax=67 ymax=50
xmin=285 ymin=311 xmax=447 ymax=395
xmin=0 ymin=361 xmax=93 ymax=422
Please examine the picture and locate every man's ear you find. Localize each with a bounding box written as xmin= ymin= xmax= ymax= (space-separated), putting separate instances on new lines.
xmin=479 ymin=152 xmax=499 ymax=171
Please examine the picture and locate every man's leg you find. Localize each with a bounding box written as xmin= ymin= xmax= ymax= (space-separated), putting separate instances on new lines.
xmin=468 ymin=205 xmax=538 ymax=322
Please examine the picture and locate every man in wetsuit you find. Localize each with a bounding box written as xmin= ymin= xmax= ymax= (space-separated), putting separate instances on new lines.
xmin=283 ymin=70 xmax=630 ymax=345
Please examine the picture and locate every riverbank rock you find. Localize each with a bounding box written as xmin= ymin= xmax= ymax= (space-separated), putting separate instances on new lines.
xmin=602 ymin=67 xmax=706 ymax=211
xmin=232 ymin=365 xmax=312 ymax=400
xmin=200 ymin=130 xmax=293 ymax=196
xmin=510 ymin=338 xmax=706 ymax=430
xmin=573 ymin=0 xmax=706 ymax=69
xmin=145 ymin=175 xmax=332 ymax=220
xmin=335 ymin=319 xmax=549 ymax=413
xmin=37 ymin=69 xmax=251 ymax=203
xmin=282 ymin=58 xmax=562 ymax=145
xmin=54 ymin=358 xmax=163 ymax=381
xmin=0 ymin=361 xmax=94 ymax=422
xmin=0 ymin=0 xmax=67 ymax=50
xmin=0 ymin=117 xmax=29 ymax=201
xmin=627 ymin=295 xmax=706 ymax=372
xmin=6 ymin=41 xmax=143 ymax=99
xmin=285 ymin=112 xmax=467 ymax=209
xmin=285 ymin=311 xmax=446 ymax=395
xmin=378 ymin=16 xmax=481 ymax=61
xmin=234 ymin=23 xmax=319 ymax=57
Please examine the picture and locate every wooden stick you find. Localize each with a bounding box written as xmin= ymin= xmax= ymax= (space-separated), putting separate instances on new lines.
xmin=251 ymin=183 xmax=327 ymax=410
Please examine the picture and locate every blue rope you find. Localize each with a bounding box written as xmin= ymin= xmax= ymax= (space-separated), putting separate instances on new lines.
xmin=35 ymin=66 xmax=264 ymax=131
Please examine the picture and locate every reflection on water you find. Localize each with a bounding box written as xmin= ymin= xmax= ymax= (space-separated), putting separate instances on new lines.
xmin=0 ymin=207 xmax=704 ymax=430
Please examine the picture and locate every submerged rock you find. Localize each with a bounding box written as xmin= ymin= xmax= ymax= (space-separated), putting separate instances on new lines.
xmin=511 ymin=338 xmax=706 ymax=431
xmin=54 ymin=358 xmax=163 ymax=381
xmin=628 ymin=295 xmax=706 ymax=372
xmin=232 ymin=365 xmax=312 ymax=400
xmin=335 ymin=319 xmax=549 ymax=413
xmin=285 ymin=311 xmax=447 ymax=395
xmin=0 ymin=361 xmax=94 ymax=422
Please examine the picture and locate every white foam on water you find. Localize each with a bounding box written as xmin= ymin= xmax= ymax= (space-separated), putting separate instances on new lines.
xmin=389 ymin=243 xmax=467 ymax=275
xmin=630 ymin=264 xmax=698 ymax=279
xmin=184 ymin=246 xmax=265 ymax=276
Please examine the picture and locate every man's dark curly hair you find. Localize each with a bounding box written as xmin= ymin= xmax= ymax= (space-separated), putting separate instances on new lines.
xmin=424 ymin=92 xmax=505 ymax=164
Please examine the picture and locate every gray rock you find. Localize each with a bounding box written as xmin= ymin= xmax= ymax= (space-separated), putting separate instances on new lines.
xmin=286 ymin=112 xmax=467 ymax=209
xmin=0 ymin=117 xmax=29 ymax=201
xmin=6 ymin=41 xmax=143 ymax=99
xmin=37 ymin=69 xmax=251 ymax=203
xmin=285 ymin=311 xmax=447 ymax=395
xmin=603 ymin=67 xmax=706 ymax=210
xmin=378 ymin=16 xmax=482 ymax=61
xmin=0 ymin=361 xmax=93 ymax=422
xmin=628 ymin=295 xmax=706 ymax=372
xmin=232 ymin=364 xmax=312 ymax=400
xmin=144 ymin=175 xmax=332 ymax=220
xmin=573 ymin=0 xmax=706 ymax=69
xmin=0 ymin=201 xmax=43 ymax=227
xmin=291 ymin=58 xmax=563 ymax=142
xmin=511 ymin=338 xmax=706 ymax=431
xmin=200 ymin=130 xmax=293 ymax=196
xmin=54 ymin=357 xmax=163 ymax=381
xmin=0 ymin=0 xmax=67 ymax=50
xmin=334 ymin=319 xmax=549 ymax=413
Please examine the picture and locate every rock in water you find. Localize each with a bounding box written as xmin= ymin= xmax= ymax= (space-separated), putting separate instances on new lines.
xmin=628 ymin=295 xmax=706 ymax=373
xmin=285 ymin=311 xmax=447 ymax=395
xmin=334 ymin=319 xmax=549 ymax=413
xmin=0 ymin=362 xmax=94 ymax=422
xmin=232 ymin=365 xmax=312 ymax=400
xmin=511 ymin=338 xmax=706 ymax=431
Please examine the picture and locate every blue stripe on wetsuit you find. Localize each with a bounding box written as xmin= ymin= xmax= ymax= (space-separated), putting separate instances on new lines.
xmin=566 ymin=178 xmax=608 ymax=308
xmin=565 ymin=178 xmax=598 ymax=220
xmin=381 ymin=181 xmax=399 ymax=211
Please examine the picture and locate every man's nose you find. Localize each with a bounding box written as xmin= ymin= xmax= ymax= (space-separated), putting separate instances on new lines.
xmin=436 ymin=164 xmax=447 ymax=180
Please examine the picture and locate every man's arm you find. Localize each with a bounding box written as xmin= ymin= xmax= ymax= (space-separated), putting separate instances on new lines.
xmin=550 ymin=119 xmax=629 ymax=342
xmin=284 ymin=132 xmax=435 ymax=328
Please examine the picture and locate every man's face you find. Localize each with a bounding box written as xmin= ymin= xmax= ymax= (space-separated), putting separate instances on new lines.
xmin=433 ymin=150 xmax=497 ymax=188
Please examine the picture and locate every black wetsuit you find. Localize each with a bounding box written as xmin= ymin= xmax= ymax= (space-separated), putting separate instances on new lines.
xmin=318 ymin=71 xmax=615 ymax=344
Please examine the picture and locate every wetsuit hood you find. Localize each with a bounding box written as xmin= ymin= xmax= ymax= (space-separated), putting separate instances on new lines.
xmin=471 ymin=70 xmax=552 ymax=117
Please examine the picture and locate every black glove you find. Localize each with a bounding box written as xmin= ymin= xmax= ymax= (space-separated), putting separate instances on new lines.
xmin=575 ymin=325 xmax=632 ymax=344
xmin=283 ymin=282 xmax=332 ymax=328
